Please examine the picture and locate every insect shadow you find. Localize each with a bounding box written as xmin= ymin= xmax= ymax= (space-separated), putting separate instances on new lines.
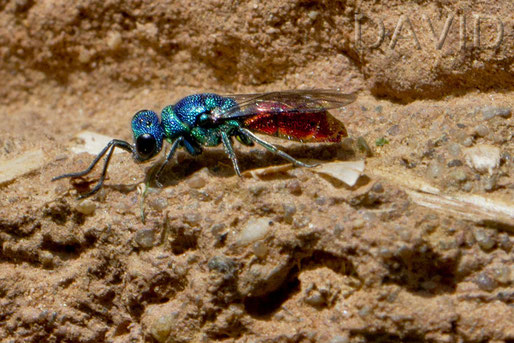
xmin=155 ymin=141 xmax=356 ymax=187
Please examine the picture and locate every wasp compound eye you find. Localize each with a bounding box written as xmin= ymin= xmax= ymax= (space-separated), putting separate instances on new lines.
xmin=136 ymin=133 xmax=157 ymax=160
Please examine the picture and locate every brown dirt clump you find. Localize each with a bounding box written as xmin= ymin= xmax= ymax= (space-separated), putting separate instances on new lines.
xmin=0 ymin=1 xmax=512 ymax=342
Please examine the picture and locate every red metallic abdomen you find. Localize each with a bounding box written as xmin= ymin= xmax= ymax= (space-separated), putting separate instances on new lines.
xmin=241 ymin=102 xmax=347 ymax=142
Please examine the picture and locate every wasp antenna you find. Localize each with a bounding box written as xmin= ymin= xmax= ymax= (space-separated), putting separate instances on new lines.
xmin=52 ymin=139 xmax=134 ymax=198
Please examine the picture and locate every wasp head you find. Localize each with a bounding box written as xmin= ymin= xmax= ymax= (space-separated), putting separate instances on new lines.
xmin=131 ymin=110 xmax=165 ymax=162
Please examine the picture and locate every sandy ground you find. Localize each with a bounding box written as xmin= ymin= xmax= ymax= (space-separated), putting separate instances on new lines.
xmin=0 ymin=1 xmax=513 ymax=342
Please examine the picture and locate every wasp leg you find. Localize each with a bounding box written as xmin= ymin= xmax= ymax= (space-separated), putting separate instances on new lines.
xmin=154 ymin=136 xmax=185 ymax=186
xmin=183 ymin=136 xmax=203 ymax=156
xmin=221 ymin=131 xmax=241 ymax=177
xmin=236 ymin=133 xmax=254 ymax=146
xmin=239 ymin=128 xmax=318 ymax=168
xmin=52 ymin=139 xmax=134 ymax=198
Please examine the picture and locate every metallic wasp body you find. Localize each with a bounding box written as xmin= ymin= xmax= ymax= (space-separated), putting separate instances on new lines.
xmin=53 ymin=90 xmax=356 ymax=197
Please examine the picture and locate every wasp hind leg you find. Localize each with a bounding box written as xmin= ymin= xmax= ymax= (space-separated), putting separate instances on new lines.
xmin=238 ymin=128 xmax=318 ymax=168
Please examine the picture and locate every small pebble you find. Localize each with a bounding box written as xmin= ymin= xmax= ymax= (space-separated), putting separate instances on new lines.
xmin=482 ymin=176 xmax=497 ymax=192
xmin=135 ymin=228 xmax=155 ymax=249
xmin=371 ymin=182 xmax=384 ymax=193
xmin=462 ymin=137 xmax=473 ymax=147
xmin=438 ymin=238 xmax=457 ymax=251
xmin=78 ymin=48 xmax=92 ymax=64
xmin=304 ymin=292 xmax=325 ymax=307
xmin=308 ymin=10 xmax=319 ymax=20
xmin=450 ymin=169 xmax=467 ymax=182
xmin=474 ymin=272 xmax=497 ymax=291
xmin=387 ymin=125 xmax=400 ymax=136
xmin=106 ymin=31 xmax=122 ymax=50
xmin=351 ymin=219 xmax=365 ymax=230
xmin=39 ymin=251 xmax=54 ymax=268
xmin=293 ymin=216 xmax=310 ymax=229
xmin=207 ymin=256 xmax=236 ymax=275
xmin=187 ymin=175 xmax=206 ymax=189
xmin=474 ymin=124 xmax=489 ymax=137
xmin=492 ymin=265 xmax=511 ymax=284
xmin=236 ymin=217 xmax=271 ymax=246
xmin=424 ymin=139 xmax=435 ymax=151
xmin=249 ymin=185 xmax=265 ymax=196
xmin=472 ymin=60 xmax=485 ymax=69
xmin=473 ymin=228 xmax=496 ymax=250
xmin=283 ymin=203 xmax=296 ymax=224
xmin=211 ymin=223 xmax=226 ymax=236
xmin=400 ymin=157 xmax=416 ymax=169
xmin=75 ymin=199 xmax=96 ymax=215
xmin=374 ymin=105 xmax=383 ymax=113
xmin=377 ymin=247 xmax=393 ymax=258
xmin=149 ymin=197 xmax=168 ymax=211
xmin=286 ymin=180 xmax=302 ymax=195
xmin=315 ymin=196 xmax=326 ymax=206
xmin=457 ymin=254 xmax=480 ymax=275
xmin=54 ymin=183 xmax=67 ymax=195
xmin=395 ymin=226 xmax=411 ymax=242
xmin=461 ymin=181 xmax=473 ymax=192
xmin=482 ymin=106 xmax=512 ymax=120
xmin=252 ymin=241 xmax=268 ymax=258
xmin=427 ymin=161 xmax=443 ymax=179
xmin=447 ymin=159 xmax=463 ymax=168
xmin=150 ymin=313 xmax=176 ymax=343
xmin=447 ymin=143 xmax=462 ymax=157
xmin=183 ymin=213 xmax=201 ymax=226
xmin=333 ymin=223 xmax=344 ymax=235
xmin=464 ymin=144 xmax=501 ymax=175
xmin=115 ymin=201 xmax=131 ymax=214
xmin=358 ymin=306 xmax=371 ymax=317
xmin=498 ymin=233 xmax=512 ymax=251
xmin=137 ymin=22 xmax=158 ymax=41
xmin=94 ymin=188 xmax=107 ymax=202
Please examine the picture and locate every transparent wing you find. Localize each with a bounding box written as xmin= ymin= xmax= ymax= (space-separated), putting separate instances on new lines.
xmin=214 ymin=89 xmax=356 ymax=120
